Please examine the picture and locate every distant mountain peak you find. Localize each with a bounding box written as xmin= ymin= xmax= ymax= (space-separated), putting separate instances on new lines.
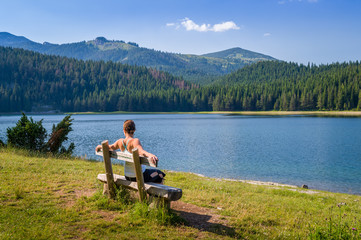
xmin=202 ymin=47 xmax=276 ymax=61
xmin=87 ymin=37 xmax=137 ymax=51
xmin=94 ymin=37 xmax=109 ymax=44
xmin=0 ymin=32 xmax=31 ymax=44
xmin=43 ymin=41 xmax=58 ymax=46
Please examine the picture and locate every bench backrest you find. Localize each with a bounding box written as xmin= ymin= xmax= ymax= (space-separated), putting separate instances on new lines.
xmin=95 ymin=149 xmax=157 ymax=167
xmin=96 ymin=140 xmax=150 ymax=201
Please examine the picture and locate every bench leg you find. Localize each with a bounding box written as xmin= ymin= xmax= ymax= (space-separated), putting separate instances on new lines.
xmin=103 ymin=183 xmax=108 ymax=195
xmin=103 ymin=183 xmax=119 ymax=196
xmin=148 ymin=195 xmax=170 ymax=210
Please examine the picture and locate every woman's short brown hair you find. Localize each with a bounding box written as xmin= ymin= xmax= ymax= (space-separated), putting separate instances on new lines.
xmin=123 ymin=120 xmax=136 ymax=134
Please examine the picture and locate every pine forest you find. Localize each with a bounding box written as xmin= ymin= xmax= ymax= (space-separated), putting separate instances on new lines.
xmin=1 ymin=46 xmax=361 ymax=113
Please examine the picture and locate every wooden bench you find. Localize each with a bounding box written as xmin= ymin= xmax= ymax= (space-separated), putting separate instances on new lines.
xmin=96 ymin=140 xmax=182 ymax=209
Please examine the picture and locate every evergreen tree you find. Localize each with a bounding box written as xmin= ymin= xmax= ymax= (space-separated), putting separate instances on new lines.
xmin=7 ymin=113 xmax=47 ymax=151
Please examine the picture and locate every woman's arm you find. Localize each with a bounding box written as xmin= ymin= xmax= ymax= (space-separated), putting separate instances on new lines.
xmin=131 ymin=138 xmax=158 ymax=165
xmin=95 ymin=139 xmax=121 ymax=152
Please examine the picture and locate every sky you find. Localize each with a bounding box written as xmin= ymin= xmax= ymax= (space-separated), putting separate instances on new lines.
xmin=0 ymin=0 xmax=360 ymax=65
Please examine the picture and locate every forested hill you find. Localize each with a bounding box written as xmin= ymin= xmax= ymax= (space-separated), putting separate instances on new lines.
xmin=0 ymin=32 xmax=276 ymax=84
xmin=214 ymin=61 xmax=315 ymax=85
xmin=0 ymin=46 xmax=195 ymax=113
xmin=1 ymin=46 xmax=361 ymax=113
xmin=208 ymin=61 xmax=361 ymax=111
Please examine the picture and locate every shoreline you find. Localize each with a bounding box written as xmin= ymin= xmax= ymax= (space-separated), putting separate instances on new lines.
xmin=166 ymin=170 xmax=360 ymax=196
xmin=69 ymin=110 xmax=361 ymax=116
xmin=167 ymin=170 xmax=323 ymax=195
xmin=218 ymin=110 xmax=361 ymax=117
xmin=2 ymin=110 xmax=361 ymax=117
xmin=66 ymin=110 xmax=361 ymax=117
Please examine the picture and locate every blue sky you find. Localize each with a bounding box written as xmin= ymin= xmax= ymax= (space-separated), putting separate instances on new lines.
xmin=0 ymin=0 xmax=360 ymax=64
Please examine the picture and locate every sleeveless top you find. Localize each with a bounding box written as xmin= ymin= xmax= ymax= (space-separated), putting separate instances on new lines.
xmin=123 ymin=138 xmax=146 ymax=178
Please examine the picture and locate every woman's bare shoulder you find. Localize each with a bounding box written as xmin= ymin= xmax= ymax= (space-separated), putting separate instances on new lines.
xmin=114 ymin=138 xmax=125 ymax=147
xmin=129 ymin=138 xmax=141 ymax=147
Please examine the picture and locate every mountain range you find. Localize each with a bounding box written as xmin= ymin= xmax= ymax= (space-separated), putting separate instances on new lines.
xmin=0 ymin=32 xmax=277 ymax=84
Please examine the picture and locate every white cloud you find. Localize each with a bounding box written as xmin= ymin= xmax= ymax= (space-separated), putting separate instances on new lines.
xmin=181 ymin=18 xmax=211 ymax=32
xmin=166 ymin=23 xmax=175 ymax=27
xmin=213 ymin=21 xmax=240 ymax=32
xmin=264 ymin=33 xmax=271 ymax=37
xmin=176 ymin=18 xmax=240 ymax=32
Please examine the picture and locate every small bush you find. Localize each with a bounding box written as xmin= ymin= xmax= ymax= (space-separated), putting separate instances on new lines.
xmin=6 ymin=113 xmax=75 ymax=156
xmin=7 ymin=113 xmax=47 ymax=151
xmin=44 ymin=115 xmax=75 ymax=156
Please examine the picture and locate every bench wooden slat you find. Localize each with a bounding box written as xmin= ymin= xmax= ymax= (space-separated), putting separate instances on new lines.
xmin=101 ymin=141 xmax=116 ymax=198
xmin=97 ymin=174 xmax=182 ymax=201
xmin=95 ymin=150 xmax=157 ymax=167
xmin=132 ymin=148 xmax=146 ymax=202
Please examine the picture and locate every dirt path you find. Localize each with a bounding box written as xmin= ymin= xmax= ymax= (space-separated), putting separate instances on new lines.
xmin=171 ymin=201 xmax=235 ymax=236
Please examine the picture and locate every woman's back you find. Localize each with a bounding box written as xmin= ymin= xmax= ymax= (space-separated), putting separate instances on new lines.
xmin=122 ymin=137 xmax=146 ymax=178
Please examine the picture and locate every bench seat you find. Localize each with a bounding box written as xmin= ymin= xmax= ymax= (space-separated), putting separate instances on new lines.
xmin=97 ymin=173 xmax=182 ymax=201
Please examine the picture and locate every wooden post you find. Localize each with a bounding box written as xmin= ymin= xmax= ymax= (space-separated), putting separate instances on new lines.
xmin=102 ymin=140 xmax=115 ymax=199
xmin=132 ymin=148 xmax=146 ymax=202
xmin=149 ymin=196 xmax=170 ymax=210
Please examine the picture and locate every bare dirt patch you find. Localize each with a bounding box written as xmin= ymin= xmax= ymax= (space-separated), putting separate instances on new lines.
xmin=55 ymin=188 xmax=97 ymax=208
xmin=94 ymin=209 xmax=118 ymax=221
xmin=74 ymin=188 xmax=97 ymax=199
xmin=171 ymin=201 xmax=236 ymax=237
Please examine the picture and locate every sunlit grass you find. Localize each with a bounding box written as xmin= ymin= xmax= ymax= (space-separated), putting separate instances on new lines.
xmin=1 ymin=147 xmax=361 ymax=239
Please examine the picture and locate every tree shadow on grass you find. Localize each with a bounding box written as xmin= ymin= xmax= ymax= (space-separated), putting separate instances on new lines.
xmin=173 ymin=209 xmax=238 ymax=238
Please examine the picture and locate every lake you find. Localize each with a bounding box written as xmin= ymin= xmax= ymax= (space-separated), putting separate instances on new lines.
xmin=1 ymin=113 xmax=361 ymax=195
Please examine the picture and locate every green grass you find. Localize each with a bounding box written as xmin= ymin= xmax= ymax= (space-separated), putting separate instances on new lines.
xmin=1 ymin=147 xmax=361 ymax=239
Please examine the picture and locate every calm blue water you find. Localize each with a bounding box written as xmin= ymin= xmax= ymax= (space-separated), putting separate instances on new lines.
xmin=1 ymin=114 xmax=361 ymax=195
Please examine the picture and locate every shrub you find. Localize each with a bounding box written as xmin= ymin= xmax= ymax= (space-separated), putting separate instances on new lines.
xmin=6 ymin=113 xmax=75 ymax=156
xmin=44 ymin=115 xmax=75 ymax=156
xmin=7 ymin=113 xmax=47 ymax=151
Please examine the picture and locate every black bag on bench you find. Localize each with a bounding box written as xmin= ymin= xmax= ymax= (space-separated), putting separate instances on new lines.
xmin=125 ymin=169 xmax=166 ymax=183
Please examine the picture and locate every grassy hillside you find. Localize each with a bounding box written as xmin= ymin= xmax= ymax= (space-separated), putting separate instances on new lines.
xmin=1 ymin=147 xmax=361 ymax=239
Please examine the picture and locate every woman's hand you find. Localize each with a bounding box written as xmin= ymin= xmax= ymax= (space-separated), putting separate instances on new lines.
xmin=95 ymin=145 xmax=102 ymax=152
xmin=148 ymin=154 xmax=158 ymax=166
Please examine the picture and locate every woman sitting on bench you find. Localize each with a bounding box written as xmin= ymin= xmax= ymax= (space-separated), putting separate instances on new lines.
xmin=95 ymin=120 xmax=165 ymax=183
